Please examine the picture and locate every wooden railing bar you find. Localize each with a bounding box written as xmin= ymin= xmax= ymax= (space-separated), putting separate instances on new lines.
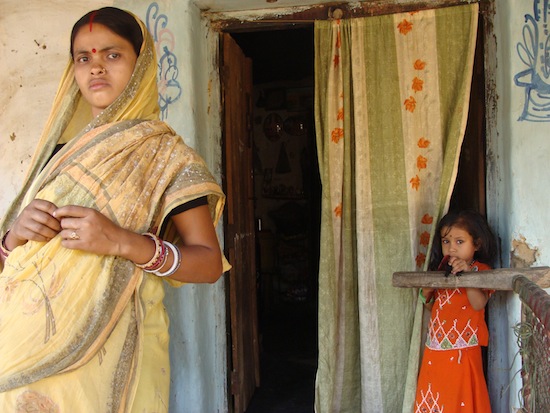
xmin=392 ymin=267 xmax=550 ymax=290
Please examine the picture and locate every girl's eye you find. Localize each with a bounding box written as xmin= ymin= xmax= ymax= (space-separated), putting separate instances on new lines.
xmin=442 ymin=239 xmax=449 ymax=244
xmin=456 ymin=240 xmax=463 ymax=244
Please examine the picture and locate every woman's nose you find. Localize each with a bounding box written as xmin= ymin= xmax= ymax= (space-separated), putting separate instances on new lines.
xmin=91 ymin=65 xmax=106 ymax=75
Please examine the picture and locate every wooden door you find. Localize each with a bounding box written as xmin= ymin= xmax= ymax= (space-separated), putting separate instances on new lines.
xmin=221 ymin=33 xmax=260 ymax=413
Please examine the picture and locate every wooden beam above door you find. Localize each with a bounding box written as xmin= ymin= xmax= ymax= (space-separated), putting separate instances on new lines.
xmin=206 ymin=0 xmax=484 ymax=32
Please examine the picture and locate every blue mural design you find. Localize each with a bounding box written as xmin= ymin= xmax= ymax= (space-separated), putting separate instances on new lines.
xmin=515 ymin=0 xmax=550 ymax=121
xmin=146 ymin=3 xmax=182 ymax=120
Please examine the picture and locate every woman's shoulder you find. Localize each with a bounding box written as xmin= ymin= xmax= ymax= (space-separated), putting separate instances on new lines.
xmin=135 ymin=120 xmax=189 ymax=147
xmin=146 ymin=120 xmax=210 ymax=163
xmin=137 ymin=119 xmax=177 ymax=135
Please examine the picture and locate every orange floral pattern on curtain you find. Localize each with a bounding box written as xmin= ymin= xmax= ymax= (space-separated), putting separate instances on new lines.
xmin=331 ymin=21 xmax=345 ymax=219
xmin=313 ymin=5 xmax=479 ymax=411
xmin=397 ymin=21 xmax=436 ymax=269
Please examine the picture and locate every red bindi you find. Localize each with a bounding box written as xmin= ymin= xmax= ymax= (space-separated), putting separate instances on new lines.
xmin=92 ymin=48 xmax=97 ymax=53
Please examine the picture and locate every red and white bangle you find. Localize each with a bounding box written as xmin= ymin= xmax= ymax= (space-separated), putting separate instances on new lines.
xmin=135 ymin=233 xmax=166 ymax=271
xmin=1 ymin=230 xmax=12 ymax=259
xmin=153 ymin=241 xmax=181 ymax=277
xmin=134 ymin=234 xmax=181 ymax=277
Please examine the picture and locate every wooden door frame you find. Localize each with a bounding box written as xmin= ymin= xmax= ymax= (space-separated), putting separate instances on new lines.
xmin=212 ymin=2 xmax=494 ymax=412
xmin=220 ymin=33 xmax=260 ymax=413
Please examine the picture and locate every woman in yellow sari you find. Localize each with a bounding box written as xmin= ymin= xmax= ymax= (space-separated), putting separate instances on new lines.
xmin=0 ymin=7 xmax=227 ymax=412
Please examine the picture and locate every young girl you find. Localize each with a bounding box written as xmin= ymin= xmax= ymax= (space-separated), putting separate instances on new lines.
xmin=0 ymin=7 xmax=227 ymax=412
xmin=415 ymin=210 xmax=497 ymax=413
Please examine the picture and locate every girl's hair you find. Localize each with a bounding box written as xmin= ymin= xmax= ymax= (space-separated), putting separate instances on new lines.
xmin=70 ymin=7 xmax=143 ymax=58
xmin=429 ymin=209 xmax=497 ymax=270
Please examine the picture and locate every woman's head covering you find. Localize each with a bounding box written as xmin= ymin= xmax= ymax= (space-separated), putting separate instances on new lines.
xmin=44 ymin=7 xmax=160 ymax=148
xmin=0 ymin=8 xmax=160 ymax=234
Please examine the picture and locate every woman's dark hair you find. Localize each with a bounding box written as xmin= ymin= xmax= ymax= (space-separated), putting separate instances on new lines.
xmin=70 ymin=7 xmax=143 ymax=58
xmin=428 ymin=209 xmax=498 ymax=270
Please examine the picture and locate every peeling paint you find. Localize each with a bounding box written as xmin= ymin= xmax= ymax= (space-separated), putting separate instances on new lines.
xmin=510 ymin=235 xmax=539 ymax=267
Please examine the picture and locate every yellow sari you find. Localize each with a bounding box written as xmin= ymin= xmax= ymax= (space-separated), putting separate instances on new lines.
xmin=0 ymin=10 xmax=225 ymax=413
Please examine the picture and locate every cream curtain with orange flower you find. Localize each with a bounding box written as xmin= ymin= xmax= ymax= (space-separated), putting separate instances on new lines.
xmin=313 ymin=4 xmax=478 ymax=412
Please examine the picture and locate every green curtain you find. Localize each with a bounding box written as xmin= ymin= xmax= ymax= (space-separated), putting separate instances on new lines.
xmin=313 ymin=4 xmax=479 ymax=412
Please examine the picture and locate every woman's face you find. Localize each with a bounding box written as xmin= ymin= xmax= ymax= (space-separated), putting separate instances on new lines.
xmin=72 ymin=23 xmax=138 ymax=117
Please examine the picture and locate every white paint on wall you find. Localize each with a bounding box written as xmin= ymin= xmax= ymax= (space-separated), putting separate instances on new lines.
xmin=0 ymin=1 xmax=110 ymax=215
xmin=493 ymin=0 xmax=550 ymax=267
xmin=486 ymin=0 xmax=550 ymax=411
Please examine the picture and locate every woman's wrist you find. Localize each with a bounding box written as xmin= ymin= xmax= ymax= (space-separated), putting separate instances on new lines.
xmin=129 ymin=232 xmax=182 ymax=278
xmin=0 ymin=230 xmax=12 ymax=258
xmin=115 ymin=228 xmax=151 ymax=261
xmin=152 ymin=241 xmax=181 ymax=277
xmin=1 ymin=229 xmax=27 ymax=252
xmin=134 ymin=233 xmax=165 ymax=270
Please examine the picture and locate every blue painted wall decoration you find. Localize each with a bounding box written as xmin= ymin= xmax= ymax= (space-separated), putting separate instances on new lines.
xmin=146 ymin=2 xmax=182 ymax=120
xmin=515 ymin=0 xmax=550 ymax=121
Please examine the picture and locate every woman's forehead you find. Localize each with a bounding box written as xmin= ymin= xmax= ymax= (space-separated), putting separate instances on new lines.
xmin=73 ymin=24 xmax=134 ymax=52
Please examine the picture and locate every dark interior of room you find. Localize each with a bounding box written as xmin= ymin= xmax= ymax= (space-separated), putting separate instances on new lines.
xmin=232 ymin=27 xmax=319 ymax=413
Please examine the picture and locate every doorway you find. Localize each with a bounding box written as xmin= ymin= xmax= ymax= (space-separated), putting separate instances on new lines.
xmin=231 ymin=28 xmax=321 ymax=413
xmin=221 ymin=11 xmax=487 ymax=413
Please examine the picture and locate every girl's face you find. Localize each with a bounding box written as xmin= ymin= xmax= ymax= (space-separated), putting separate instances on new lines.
xmin=72 ymin=23 xmax=138 ymax=117
xmin=440 ymin=226 xmax=479 ymax=263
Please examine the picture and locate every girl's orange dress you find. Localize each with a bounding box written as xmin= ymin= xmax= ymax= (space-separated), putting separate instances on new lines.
xmin=414 ymin=261 xmax=492 ymax=413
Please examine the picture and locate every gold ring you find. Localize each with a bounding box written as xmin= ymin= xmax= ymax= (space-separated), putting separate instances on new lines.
xmin=69 ymin=231 xmax=80 ymax=240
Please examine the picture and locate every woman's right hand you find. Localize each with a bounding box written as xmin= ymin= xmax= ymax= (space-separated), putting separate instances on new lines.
xmin=6 ymin=199 xmax=61 ymax=250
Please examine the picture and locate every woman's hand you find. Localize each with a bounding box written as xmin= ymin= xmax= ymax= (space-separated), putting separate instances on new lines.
xmin=6 ymin=199 xmax=61 ymax=250
xmin=54 ymin=205 xmax=127 ymax=256
xmin=53 ymin=204 xmax=223 ymax=284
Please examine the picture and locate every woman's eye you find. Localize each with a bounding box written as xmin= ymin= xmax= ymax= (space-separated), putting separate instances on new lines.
xmin=108 ymin=53 xmax=120 ymax=60
xmin=76 ymin=56 xmax=89 ymax=63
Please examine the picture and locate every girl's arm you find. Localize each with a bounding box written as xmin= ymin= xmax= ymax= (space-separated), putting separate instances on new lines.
xmin=447 ymin=257 xmax=490 ymax=310
xmin=420 ymin=287 xmax=436 ymax=310
xmin=466 ymin=288 xmax=489 ymax=311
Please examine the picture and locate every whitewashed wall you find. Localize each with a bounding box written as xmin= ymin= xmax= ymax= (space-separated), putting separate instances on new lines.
xmin=0 ymin=0 xmax=108 ymax=213
xmin=486 ymin=0 xmax=550 ymax=411
xmin=0 ymin=1 xmax=227 ymax=412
